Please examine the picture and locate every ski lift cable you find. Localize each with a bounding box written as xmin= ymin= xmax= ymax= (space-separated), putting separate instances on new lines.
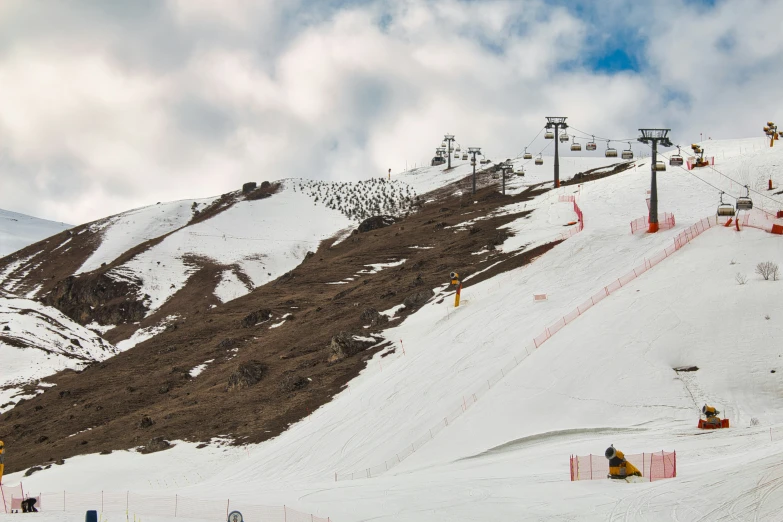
xmin=635 ymin=140 xmax=783 ymax=208
xmin=513 ymin=126 xmax=547 ymax=159
xmin=568 ymin=122 xmax=782 ymax=207
xmin=633 ymin=141 xmax=756 ymax=203
xmin=566 ymin=124 xmax=639 ymax=143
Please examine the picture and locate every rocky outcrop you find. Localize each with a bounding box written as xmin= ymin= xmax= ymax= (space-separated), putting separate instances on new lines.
xmin=42 ymin=273 xmax=147 ymax=326
xmin=227 ymin=360 xmax=268 ymax=391
xmin=357 ymin=215 xmax=397 ymax=233
xmin=403 ymin=288 xmax=434 ymax=310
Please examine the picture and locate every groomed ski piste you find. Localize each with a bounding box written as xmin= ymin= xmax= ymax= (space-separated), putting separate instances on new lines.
xmin=4 ymin=136 xmax=783 ymax=521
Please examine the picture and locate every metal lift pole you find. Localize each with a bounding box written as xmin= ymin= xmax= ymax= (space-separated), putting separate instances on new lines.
xmin=638 ymin=129 xmax=673 ymax=233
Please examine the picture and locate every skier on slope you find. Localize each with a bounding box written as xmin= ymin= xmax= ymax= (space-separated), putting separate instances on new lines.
xmin=605 ymin=445 xmax=641 ymax=480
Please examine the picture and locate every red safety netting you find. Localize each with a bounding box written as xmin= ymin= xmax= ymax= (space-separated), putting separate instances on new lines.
xmin=335 ymin=208 xmax=720 ymax=484
xmin=630 ymin=213 xmax=676 ymax=234
xmin=736 ymin=209 xmax=783 ymax=234
xmin=1 ymin=487 xmax=330 ymax=521
xmin=570 ymin=451 xmax=676 ymax=482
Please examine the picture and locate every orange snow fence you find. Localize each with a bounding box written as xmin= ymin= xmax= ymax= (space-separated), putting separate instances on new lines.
xmin=570 ymin=451 xmax=676 ymax=482
xmin=630 ymin=213 xmax=675 ymax=234
xmin=534 ymin=294 xmax=547 ymax=301
xmin=535 ymin=216 xmax=718 ymax=349
xmin=0 ymin=486 xmax=330 ymax=521
xmin=557 ymin=200 xmax=584 ymax=240
xmin=738 ymin=209 xmax=783 ymax=234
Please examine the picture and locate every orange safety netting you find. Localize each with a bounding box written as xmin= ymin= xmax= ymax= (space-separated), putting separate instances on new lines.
xmin=630 ymin=213 xmax=676 ymax=234
xmin=570 ymin=451 xmax=676 ymax=482
xmin=336 ymin=209 xmax=721 ymax=483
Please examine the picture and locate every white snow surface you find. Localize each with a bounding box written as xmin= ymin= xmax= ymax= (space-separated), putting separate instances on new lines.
xmin=115 ymin=315 xmax=178 ymax=352
xmin=0 ymin=208 xmax=71 ymax=257
xmin=6 ymin=138 xmax=783 ymax=521
xmin=77 ymin=197 xmax=218 ymax=274
xmin=103 ymin=183 xmax=353 ymax=312
xmin=214 ymin=269 xmax=251 ymax=303
xmin=0 ymin=297 xmax=116 ymax=412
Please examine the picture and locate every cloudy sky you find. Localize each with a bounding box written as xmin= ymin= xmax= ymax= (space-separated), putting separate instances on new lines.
xmin=1 ymin=0 xmax=781 ymax=224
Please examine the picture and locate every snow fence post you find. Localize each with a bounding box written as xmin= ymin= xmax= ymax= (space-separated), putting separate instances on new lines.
xmin=642 ymin=453 xmax=645 ymax=480
xmin=1 ymin=484 xmax=7 ymax=514
xmin=284 ymin=505 xmax=288 ymax=522
xmin=174 ymin=494 xmax=177 ymax=517
xmin=661 ymin=450 xmax=665 ymax=480
xmin=102 ymin=491 xmax=104 ymax=513
xmin=589 ymin=454 xmax=593 ymax=480
xmin=226 ymin=499 xmax=230 ymax=520
xmin=673 ymin=451 xmax=677 ymax=477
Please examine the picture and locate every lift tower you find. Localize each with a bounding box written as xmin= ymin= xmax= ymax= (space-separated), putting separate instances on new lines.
xmin=444 ymin=134 xmax=455 ymax=169
xmin=638 ymin=129 xmax=673 ymax=233
xmin=467 ymin=147 xmax=482 ymax=195
xmin=545 ymin=117 xmax=568 ymax=188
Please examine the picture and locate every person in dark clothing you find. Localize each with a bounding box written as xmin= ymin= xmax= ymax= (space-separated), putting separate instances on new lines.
xmin=21 ymin=498 xmax=38 ymax=513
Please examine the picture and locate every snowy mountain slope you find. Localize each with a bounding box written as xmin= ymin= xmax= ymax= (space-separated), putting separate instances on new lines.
xmin=0 ymin=297 xmax=116 ymax=413
xmin=0 ymin=208 xmax=72 ymax=258
xmin=76 ymin=196 xmax=220 ymax=274
xmin=105 ymin=184 xmax=356 ymax=315
xmin=5 ymin=137 xmax=783 ymax=522
xmin=0 ymin=178 xmax=419 ymax=352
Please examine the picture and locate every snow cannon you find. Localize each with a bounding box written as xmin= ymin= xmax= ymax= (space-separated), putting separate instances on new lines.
xmin=605 ymin=445 xmax=641 ymax=480
xmin=450 ymin=272 xmax=462 ymax=308
xmin=698 ymin=404 xmax=729 ymax=429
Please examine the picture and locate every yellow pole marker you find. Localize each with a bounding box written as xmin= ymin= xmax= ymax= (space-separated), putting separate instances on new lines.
xmin=450 ymin=272 xmax=461 ymax=307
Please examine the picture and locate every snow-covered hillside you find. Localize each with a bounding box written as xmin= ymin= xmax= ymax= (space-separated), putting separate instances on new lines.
xmin=105 ymin=183 xmax=356 ymax=312
xmin=76 ymin=196 xmax=219 ymax=274
xmin=0 ymin=208 xmax=71 ymax=257
xmin=0 ymin=297 xmax=116 ymax=413
xmin=5 ymin=137 xmax=783 ymax=521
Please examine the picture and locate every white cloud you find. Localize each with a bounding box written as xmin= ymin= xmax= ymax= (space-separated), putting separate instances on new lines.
xmin=0 ymin=0 xmax=781 ymax=224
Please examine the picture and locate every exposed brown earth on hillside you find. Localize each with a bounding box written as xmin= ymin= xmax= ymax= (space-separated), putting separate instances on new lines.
xmin=0 ymin=164 xmax=632 ymax=474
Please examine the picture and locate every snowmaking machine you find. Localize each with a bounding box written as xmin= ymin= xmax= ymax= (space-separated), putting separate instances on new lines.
xmin=764 ymin=121 xmax=779 ymax=147
xmin=690 ymin=144 xmax=710 ymax=168
xmin=698 ymin=404 xmax=729 ymax=429
xmin=605 ymin=445 xmax=642 ymax=480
